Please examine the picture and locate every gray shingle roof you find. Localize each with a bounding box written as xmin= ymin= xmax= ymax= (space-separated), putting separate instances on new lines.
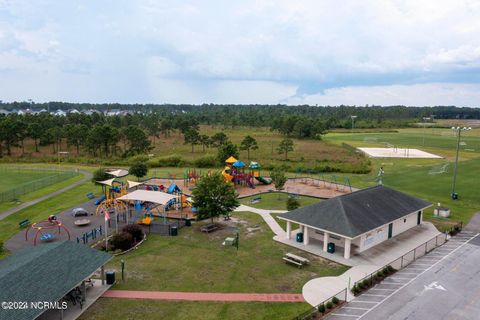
xmin=0 ymin=241 xmax=112 ymax=320
xmin=279 ymin=185 xmax=431 ymax=238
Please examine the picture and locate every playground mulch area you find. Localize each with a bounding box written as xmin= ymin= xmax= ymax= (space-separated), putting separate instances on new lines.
xmin=145 ymin=178 xmax=356 ymax=199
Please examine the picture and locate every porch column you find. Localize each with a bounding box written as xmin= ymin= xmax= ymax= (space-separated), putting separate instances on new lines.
xmin=286 ymin=221 xmax=292 ymax=240
xmin=303 ymin=226 xmax=310 ymax=245
xmin=323 ymin=232 xmax=330 ymax=252
xmin=80 ymin=280 xmax=86 ymax=302
xmin=344 ymin=238 xmax=352 ymax=259
xmin=300 ymin=225 xmax=304 ymax=233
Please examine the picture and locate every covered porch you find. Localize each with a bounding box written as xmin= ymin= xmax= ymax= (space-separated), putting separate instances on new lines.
xmin=275 ymin=221 xmax=440 ymax=267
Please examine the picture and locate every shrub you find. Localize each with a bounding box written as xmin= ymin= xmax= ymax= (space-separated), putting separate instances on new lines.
xmin=110 ymin=232 xmax=133 ymax=251
xmin=332 ymin=297 xmax=339 ymax=305
xmin=0 ymin=241 xmax=3 ymax=253
xmin=357 ymin=282 xmax=364 ymax=289
xmin=122 ymin=224 xmax=144 ymax=242
xmin=286 ymin=197 xmax=301 ymax=211
xmin=386 ymin=265 xmax=395 ymax=273
xmin=194 ymin=155 xmax=218 ymax=168
xmin=92 ymin=168 xmax=110 ymax=183
xmin=382 ymin=266 xmax=390 ymax=276
xmin=362 ymin=279 xmax=371 ymax=288
xmin=318 ymin=304 xmax=326 ymax=313
xmin=376 ymin=271 xmax=384 ymax=279
xmin=129 ymin=162 xmax=148 ymax=180
xmin=128 ymin=154 xmax=149 ymax=164
xmin=351 ymin=284 xmax=360 ymax=295
xmin=326 ymin=301 xmax=333 ymax=309
xmin=157 ymin=155 xmax=185 ymax=167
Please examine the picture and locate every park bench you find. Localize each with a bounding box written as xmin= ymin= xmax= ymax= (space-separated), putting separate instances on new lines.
xmin=201 ymin=224 xmax=219 ymax=233
xmin=86 ymin=192 xmax=95 ymax=199
xmin=250 ymin=196 xmax=262 ymax=204
xmin=19 ymin=219 xmax=31 ymax=228
xmin=283 ymin=253 xmax=310 ymax=268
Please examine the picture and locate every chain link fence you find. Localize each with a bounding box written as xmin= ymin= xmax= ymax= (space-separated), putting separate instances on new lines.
xmin=0 ymin=167 xmax=79 ymax=203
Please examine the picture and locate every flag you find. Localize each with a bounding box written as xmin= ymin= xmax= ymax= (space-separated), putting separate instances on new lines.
xmin=105 ymin=211 xmax=110 ymax=221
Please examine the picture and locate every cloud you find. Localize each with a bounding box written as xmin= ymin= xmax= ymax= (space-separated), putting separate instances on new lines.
xmin=0 ymin=0 xmax=479 ymax=106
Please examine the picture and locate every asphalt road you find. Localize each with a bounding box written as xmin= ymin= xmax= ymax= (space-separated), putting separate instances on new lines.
xmin=327 ymin=231 xmax=480 ymax=320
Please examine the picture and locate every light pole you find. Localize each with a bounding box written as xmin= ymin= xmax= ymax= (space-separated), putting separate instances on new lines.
xmin=422 ymin=117 xmax=430 ymax=147
xmin=451 ymin=126 xmax=471 ymax=200
xmin=351 ymin=116 xmax=357 ymax=134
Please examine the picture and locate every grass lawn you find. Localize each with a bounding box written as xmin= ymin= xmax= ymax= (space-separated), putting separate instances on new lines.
xmin=105 ymin=212 xmax=347 ymax=293
xmin=239 ymin=192 xmax=321 ymax=211
xmin=80 ymin=298 xmax=312 ymax=320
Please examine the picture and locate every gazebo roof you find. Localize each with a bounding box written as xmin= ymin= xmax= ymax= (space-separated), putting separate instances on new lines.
xmin=0 ymin=241 xmax=111 ymax=320
xmin=249 ymin=161 xmax=261 ymax=169
xmin=117 ymin=190 xmax=176 ymax=205
xmin=232 ymin=160 xmax=246 ymax=168
xmin=225 ymin=156 xmax=238 ymax=164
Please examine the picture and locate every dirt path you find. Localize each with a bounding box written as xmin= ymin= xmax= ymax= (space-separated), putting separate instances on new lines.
xmin=103 ymin=290 xmax=305 ymax=302
xmin=0 ymin=170 xmax=92 ymax=221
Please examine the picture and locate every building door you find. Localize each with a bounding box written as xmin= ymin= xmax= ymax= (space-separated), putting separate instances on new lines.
xmin=388 ymin=223 xmax=393 ymax=239
xmin=417 ymin=211 xmax=422 ymax=225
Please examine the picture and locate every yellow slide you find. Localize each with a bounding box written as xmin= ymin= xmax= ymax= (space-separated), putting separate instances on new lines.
xmin=222 ymin=167 xmax=234 ymax=182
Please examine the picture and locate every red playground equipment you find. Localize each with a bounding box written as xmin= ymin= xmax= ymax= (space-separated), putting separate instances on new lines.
xmin=25 ymin=216 xmax=71 ymax=246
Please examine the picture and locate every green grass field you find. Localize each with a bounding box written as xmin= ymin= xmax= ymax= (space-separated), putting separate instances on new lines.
xmin=240 ymin=192 xmax=321 ymax=211
xmin=106 ymin=212 xmax=347 ymax=293
xmin=0 ymin=168 xmax=63 ymax=193
xmin=80 ymin=299 xmax=312 ymax=320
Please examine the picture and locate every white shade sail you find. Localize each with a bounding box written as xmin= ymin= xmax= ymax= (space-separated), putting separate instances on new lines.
xmin=117 ymin=190 xmax=176 ymax=205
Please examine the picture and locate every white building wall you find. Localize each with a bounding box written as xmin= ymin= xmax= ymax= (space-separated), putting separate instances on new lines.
xmin=391 ymin=211 xmax=419 ymax=236
xmin=358 ymin=226 xmax=388 ymax=252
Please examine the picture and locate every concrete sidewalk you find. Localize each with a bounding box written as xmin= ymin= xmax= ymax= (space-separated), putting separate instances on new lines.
xmin=235 ymin=204 xmax=286 ymax=237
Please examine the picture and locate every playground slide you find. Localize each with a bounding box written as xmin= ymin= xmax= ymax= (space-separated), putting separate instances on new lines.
xmin=255 ymin=176 xmax=272 ymax=185
xmin=94 ymin=196 xmax=106 ymax=205
xmin=222 ymin=171 xmax=234 ymax=182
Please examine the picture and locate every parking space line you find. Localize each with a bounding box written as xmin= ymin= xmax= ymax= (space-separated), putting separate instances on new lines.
xmin=331 ymin=313 xmax=360 ymax=317
xmin=352 ymin=300 xmax=379 ymax=304
xmin=361 ymin=294 xmax=387 ymax=297
xmin=388 ymin=277 xmax=414 ymax=280
xmin=343 ymin=307 xmax=370 ymax=310
xmin=394 ymin=272 xmax=417 ymax=275
xmin=370 ymin=288 xmax=396 ymax=291
xmin=357 ymin=232 xmax=479 ymax=319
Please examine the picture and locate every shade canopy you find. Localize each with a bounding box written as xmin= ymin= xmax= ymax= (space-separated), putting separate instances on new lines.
xmin=96 ymin=178 xmax=117 ymax=186
xmin=249 ymin=161 xmax=261 ymax=169
xmin=127 ymin=180 xmax=144 ymax=188
xmin=225 ymin=156 xmax=237 ymax=164
xmin=232 ymin=160 xmax=246 ymax=168
xmin=106 ymin=169 xmax=129 ymax=177
xmin=117 ymin=190 xmax=176 ymax=205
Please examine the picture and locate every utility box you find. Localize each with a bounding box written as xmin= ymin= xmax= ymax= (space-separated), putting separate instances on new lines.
xmin=296 ymin=233 xmax=304 ymax=243
xmin=170 ymin=226 xmax=178 ymax=236
xmin=434 ymin=207 xmax=451 ymax=218
xmin=327 ymin=242 xmax=335 ymax=253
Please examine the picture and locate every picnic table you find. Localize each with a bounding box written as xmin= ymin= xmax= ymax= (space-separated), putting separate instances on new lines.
xmin=282 ymin=252 xmax=310 ymax=268
xmin=201 ymin=223 xmax=219 ymax=233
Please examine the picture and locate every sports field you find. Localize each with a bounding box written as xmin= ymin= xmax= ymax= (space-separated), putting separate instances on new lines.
xmin=0 ymin=167 xmax=64 ymax=193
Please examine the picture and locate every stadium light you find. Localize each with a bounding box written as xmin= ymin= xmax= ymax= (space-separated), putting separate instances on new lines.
xmin=351 ymin=115 xmax=357 ymax=134
xmin=450 ymin=126 xmax=472 ymax=200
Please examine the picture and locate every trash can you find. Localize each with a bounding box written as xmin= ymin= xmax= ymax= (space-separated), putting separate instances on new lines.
xmin=327 ymin=242 xmax=335 ymax=253
xmin=296 ymin=232 xmax=304 ymax=243
xmin=185 ymin=219 xmax=191 ymax=227
xmin=106 ymin=271 xmax=115 ymax=285
xmin=170 ymin=226 xmax=178 ymax=236
xmin=451 ymin=193 xmax=459 ymax=200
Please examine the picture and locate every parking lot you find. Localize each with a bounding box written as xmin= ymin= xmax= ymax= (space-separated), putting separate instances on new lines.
xmin=326 ymin=231 xmax=480 ymax=320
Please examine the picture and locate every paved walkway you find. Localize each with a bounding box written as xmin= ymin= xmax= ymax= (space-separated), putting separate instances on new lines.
xmin=0 ymin=170 xmax=92 ymax=220
xmin=235 ymin=204 xmax=286 ymax=236
xmin=103 ymin=290 xmax=305 ymax=302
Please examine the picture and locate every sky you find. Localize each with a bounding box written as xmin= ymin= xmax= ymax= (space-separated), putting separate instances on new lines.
xmin=1 ymin=0 xmax=480 ymax=107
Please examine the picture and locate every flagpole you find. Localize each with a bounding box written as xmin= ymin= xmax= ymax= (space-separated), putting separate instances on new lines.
xmin=105 ymin=211 xmax=108 ymax=251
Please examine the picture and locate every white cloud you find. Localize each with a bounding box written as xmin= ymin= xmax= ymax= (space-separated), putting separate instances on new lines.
xmin=0 ymin=0 xmax=480 ymax=105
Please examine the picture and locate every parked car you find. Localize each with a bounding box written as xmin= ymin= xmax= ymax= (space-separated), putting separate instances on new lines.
xmin=72 ymin=208 xmax=89 ymax=217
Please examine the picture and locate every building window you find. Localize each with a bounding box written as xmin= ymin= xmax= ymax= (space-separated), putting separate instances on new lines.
xmin=404 ymin=218 xmax=406 ymax=223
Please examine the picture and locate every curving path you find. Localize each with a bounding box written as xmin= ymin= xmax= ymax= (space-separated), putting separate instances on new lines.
xmin=235 ymin=204 xmax=286 ymax=236
xmin=0 ymin=169 xmax=92 ymax=221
